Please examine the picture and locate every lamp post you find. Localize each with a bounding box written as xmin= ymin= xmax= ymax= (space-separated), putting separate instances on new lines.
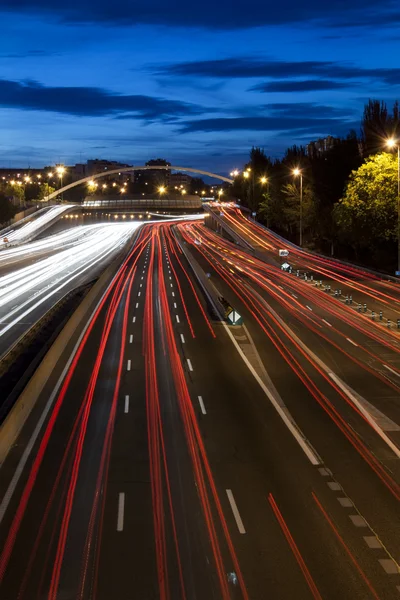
xmin=386 ymin=138 xmax=400 ymax=273
xmin=260 ymin=176 xmax=269 ymax=225
xmin=292 ymin=168 xmax=303 ymax=246
xmin=56 ymin=166 xmax=65 ymax=202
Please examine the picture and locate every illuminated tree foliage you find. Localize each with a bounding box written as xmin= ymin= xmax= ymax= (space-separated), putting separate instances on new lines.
xmin=334 ymin=153 xmax=398 ymax=249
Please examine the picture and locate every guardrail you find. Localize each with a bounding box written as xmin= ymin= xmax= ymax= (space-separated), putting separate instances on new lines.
xmin=247 ymin=215 xmax=400 ymax=283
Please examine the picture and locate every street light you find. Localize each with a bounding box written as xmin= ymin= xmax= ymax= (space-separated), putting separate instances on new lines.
xmin=56 ymin=166 xmax=65 ymax=201
xmin=292 ymin=168 xmax=303 ymax=246
xmin=158 ymin=185 xmax=166 ymax=198
xmin=260 ymin=176 xmax=268 ymax=185
xmin=386 ymin=138 xmax=400 ymax=272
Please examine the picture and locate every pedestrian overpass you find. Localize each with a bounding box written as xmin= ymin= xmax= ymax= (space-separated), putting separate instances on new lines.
xmin=45 ymin=165 xmax=234 ymax=202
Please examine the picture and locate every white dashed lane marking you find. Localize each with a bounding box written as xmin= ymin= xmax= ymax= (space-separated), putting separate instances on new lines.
xmin=349 ymin=515 xmax=367 ymax=527
xmin=346 ymin=338 xmax=358 ymax=347
xmin=226 ymin=489 xmax=246 ymax=534
xmin=379 ymin=559 xmax=398 ymax=574
xmin=136 ymin=303 xmax=139 ymax=308
xmin=198 ymin=396 xmax=206 ymax=414
xmin=127 ymin=360 xmax=131 ymax=371
xmin=180 ymin=334 xmax=185 ymax=344
xmin=363 ymin=536 xmax=382 ymax=549
xmin=129 ymin=335 xmax=133 ymax=344
xmin=132 ymin=316 xmax=136 ymax=323
xmin=337 ymin=497 xmax=353 ymax=507
xmin=124 ymin=395 xmax=129 ymax=413
xmin=327 ymin=482 xmax=341 ymax=491
xmin=176 ymin=315 xmax=180 ymax=323
xmin=187 ymin=359 xmax=193 ymax=372
xmin=322 ymin=319 xmax=332 ymax=327
xmin=117 ymin=493 xmax=125 ymax=531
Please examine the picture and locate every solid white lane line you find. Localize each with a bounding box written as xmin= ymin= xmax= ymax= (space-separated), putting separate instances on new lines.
xmin=346 ymin=337 xmax=358 ymax=347
xmin=187 ymin=359 xmax=193 ymax=371
xmin=322 ymin=319 xmax=332 ymax=327
xmin=127 ymin=360 xmax=131 ymax=371
xmin=136 ymin=302 xmax=139 ymax=308
xmin=176 ymin=315 xmax=180 ymax=323
xmin=174 ymin=303 xmax=177 ymax=308
xmin=129 ymin=334 xmax=133 ymax=344
xmin=132 ymin=316 xmax=136 ymax=323
xmin=226 ymin=489 xmax=246 ymax=534
xmin=124 ymin=395 xmax=129 ymax=413
xmin=306 ymin=305 xmax=313 ymax=311
xmin=383 ymin=364 xmax=400 ymax=377
xmin=117 ymin=493 xmax=125 ymax=531
xmin=222 ymin=321 xmax=321 ymax=466
xmin=198 ymin=395 xmax=206 ymax=414
xmin=180 ymin=334 xmax=185 ymax=344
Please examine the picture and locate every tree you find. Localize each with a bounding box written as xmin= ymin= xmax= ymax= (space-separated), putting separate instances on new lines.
xmin=37 ymin=183 xmax=56 ymax=201
xmin=334 ymin=153 xmax=398 ymax=257
xmin=0 ymin=191 xmax=17 ymax=226
xmin=280 ymin=182 xmax=316 ymax=242
xmin=361 ymin=100 xmax=399 ymax=156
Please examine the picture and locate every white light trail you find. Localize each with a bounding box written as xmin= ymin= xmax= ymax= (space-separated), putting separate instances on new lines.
xmin=0 ymin=222 xmax=141 ymax=342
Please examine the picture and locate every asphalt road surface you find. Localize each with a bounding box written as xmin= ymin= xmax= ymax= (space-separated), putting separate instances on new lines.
xmin=1 ymin=221 xmax=399 ymax=599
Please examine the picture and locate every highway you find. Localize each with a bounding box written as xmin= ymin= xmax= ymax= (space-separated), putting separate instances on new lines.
xmin=0 ymin=205 xmax=77 ymax=246
xmin=213 ymin=204 xmax=400 ymax=321
xmin=0 ymin=223 xmax=141 ymax=360
xmin=1 ymin=219 xmax=399 ymax=598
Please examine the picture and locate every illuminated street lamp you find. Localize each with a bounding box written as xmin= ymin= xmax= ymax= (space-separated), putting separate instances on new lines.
xmin=292 ymin=168 xmax=303 ymax=246
xmin=260 ymin=176 xmax=268 ymax=185
xmin=158 ymin=185 xmax=166 ymax=198
xmin=386 ymin=138 xmax=400 ymax=272
xmin=181 ymin=188 xmax=187 ymax=195
xmin=56 ymin=166 xmax=65 ymax=201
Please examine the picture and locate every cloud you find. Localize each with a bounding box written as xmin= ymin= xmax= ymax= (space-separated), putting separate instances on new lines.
xmin=251 ymin=80 xmax=351 ymax=92
xmin=179 ymin=115 xmax=356 ymax=134
xmin=0 ymin=0 xmax=398 ymax=29
xmin=156 ymin=57 xmax=400 ymax=86
xmin=0 ymin=78 xmax=205 ymax=119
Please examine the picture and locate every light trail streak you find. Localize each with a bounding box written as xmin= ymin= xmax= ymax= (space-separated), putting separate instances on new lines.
xmin=3 ymin=205 xmax=75 ymax=245
xmin=0 ymin=226 xmax=151 ymax=586
xmin=180 ymin=223 xmax=400 ymax=500
xmin=0 ymin=223 xmax=141 ymax=346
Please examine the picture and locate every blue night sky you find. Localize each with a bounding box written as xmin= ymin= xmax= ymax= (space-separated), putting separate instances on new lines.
xmin=0 ymin=0 xmax=399 ymax=173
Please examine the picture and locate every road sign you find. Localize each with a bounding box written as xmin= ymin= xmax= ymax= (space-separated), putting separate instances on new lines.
xmin=252 ymin=212 xmax=257 ymax=217
xmin=281 ymin=262 xmax=290 ymax=271
xmin=396 ymin=271 xmax=400 ymax=277
xmin=279 ymin=249 xmax=289 ymax=257
xmin=226 ymin=309 xmax=243 ymax=326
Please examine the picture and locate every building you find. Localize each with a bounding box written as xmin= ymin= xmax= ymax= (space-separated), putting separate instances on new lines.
xmin=170 ymin=172 xmax=192 ymax=190
xmin=306 ymin=135 xmax=338 ymax=158
xmin=134 ymin=158 xmax=171 ymax=189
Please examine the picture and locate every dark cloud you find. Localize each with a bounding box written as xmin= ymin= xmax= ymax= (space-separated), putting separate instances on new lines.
xmin=0 ymin=78 xmax=204 ymax=119
xmin=0 ymin=0 xmax=398 ymax=29
xmin=157 ymin=57 xmax=400 ymax=85
xmin=251 ymin=80 xmax=351 ymax=92
xmin=266 ymin=103 xmax=354 ymax=117
xmin=179 ymin=115 xmax=356 ymax=134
